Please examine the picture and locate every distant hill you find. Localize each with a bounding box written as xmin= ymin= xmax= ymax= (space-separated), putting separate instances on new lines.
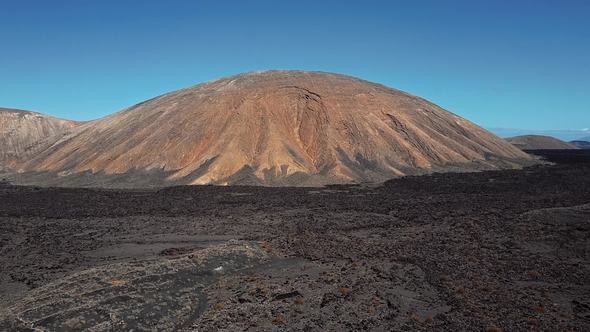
xmin=569 ymin=140 xmax=590 ymax=149
xmin=505 ymin=135 xmax=579 ymax=150
xmin=0 ymin=108 xmax=81 ymax=169
xmin=578 ymin=136 xmax=590 ymax=141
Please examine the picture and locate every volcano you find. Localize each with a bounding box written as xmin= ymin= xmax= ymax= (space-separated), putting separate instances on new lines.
xmin=10 ymin=71 xmax=534 ymax=187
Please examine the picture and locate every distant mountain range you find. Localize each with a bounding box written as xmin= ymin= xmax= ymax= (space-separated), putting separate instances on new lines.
xmin=486 ymin=127 xmax=590 ymax=142
xmin=569 ymin=140 xmax=590 ymax=149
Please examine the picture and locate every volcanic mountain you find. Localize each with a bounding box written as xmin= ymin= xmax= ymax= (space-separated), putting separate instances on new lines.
xmin=11 ymin=71 xmax=535 ymax=187
xmin=0 ymin=108 xmax=80 ymax=170
xmin=505 ymin=135 xmax=579 ymax=150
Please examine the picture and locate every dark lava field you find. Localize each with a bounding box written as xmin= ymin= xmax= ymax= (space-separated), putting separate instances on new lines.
xmin=1 ymin=150 xmax=589 ymax=331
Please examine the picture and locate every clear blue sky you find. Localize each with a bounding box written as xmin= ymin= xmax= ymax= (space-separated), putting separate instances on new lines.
xmin=1 ymin=0 xmax=589 ymax=140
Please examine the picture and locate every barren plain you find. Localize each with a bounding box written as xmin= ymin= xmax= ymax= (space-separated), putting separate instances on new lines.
xmin=0 ymin=149 xmax=589 ymax=331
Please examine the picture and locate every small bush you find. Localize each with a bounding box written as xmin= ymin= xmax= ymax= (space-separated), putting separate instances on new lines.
xmin=109 ymin=279 xmax=126 ymax=286
xmin=473 ymin=277 xmax=483 ymax=286
xmin=65 ymin=318 xmax=81 ymax=329
xmin=485 ymin=327 xmax=503 ymax=332
xmin=272 ymin=317 xmax=284 ymax=325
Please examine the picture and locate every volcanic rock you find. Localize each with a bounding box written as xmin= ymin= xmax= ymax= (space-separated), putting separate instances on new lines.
xmin=0 ymin=108 xmax=80 ymax=169
xmin=505 ymin=135 xmax=579 ymax=150
xmin=15 ymin=71 xmax=534 ymax=186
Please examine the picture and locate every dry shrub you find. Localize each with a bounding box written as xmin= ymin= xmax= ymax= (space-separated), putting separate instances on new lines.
xmin=473 ymin=277 xmax=483 ymax=286
xmin=485 ymin=328 xmax=503 ymax=332
xmin=109 ymin=279 xmax=126 ymax=286
xmin=272 ymin=317 xmax=284 ymax=325
xmin=65 ymin=318 xmax=81 ymax=329
xmin=338 ymin=287 xmax=349 ymax=295
xmin=261 ymin=241 xmax=274 ymax=252
xmin=523 ymin=317 xmax=538 ymax=325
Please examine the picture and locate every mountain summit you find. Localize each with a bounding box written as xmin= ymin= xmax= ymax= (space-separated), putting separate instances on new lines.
xmin=10 ymin=71 xmax=534 ymax=186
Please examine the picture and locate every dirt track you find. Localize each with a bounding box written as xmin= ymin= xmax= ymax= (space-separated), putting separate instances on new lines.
xmin=1 ymin=150 xmax=589 ymax=331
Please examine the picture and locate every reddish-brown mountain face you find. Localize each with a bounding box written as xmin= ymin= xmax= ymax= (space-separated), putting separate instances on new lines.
xmin=0 ymin=108 xmax=80 ymax=169
xmin=12 ymin=71 xmax=534 ymax=186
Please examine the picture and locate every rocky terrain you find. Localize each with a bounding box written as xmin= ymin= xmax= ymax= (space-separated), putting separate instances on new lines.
xmin=505 ymin=135 xmax=579 ymax=150
xmin=0 ymin=149 xmax=589 ymax=331
xmin=3 ymin=71 xmax=535 ymax=187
